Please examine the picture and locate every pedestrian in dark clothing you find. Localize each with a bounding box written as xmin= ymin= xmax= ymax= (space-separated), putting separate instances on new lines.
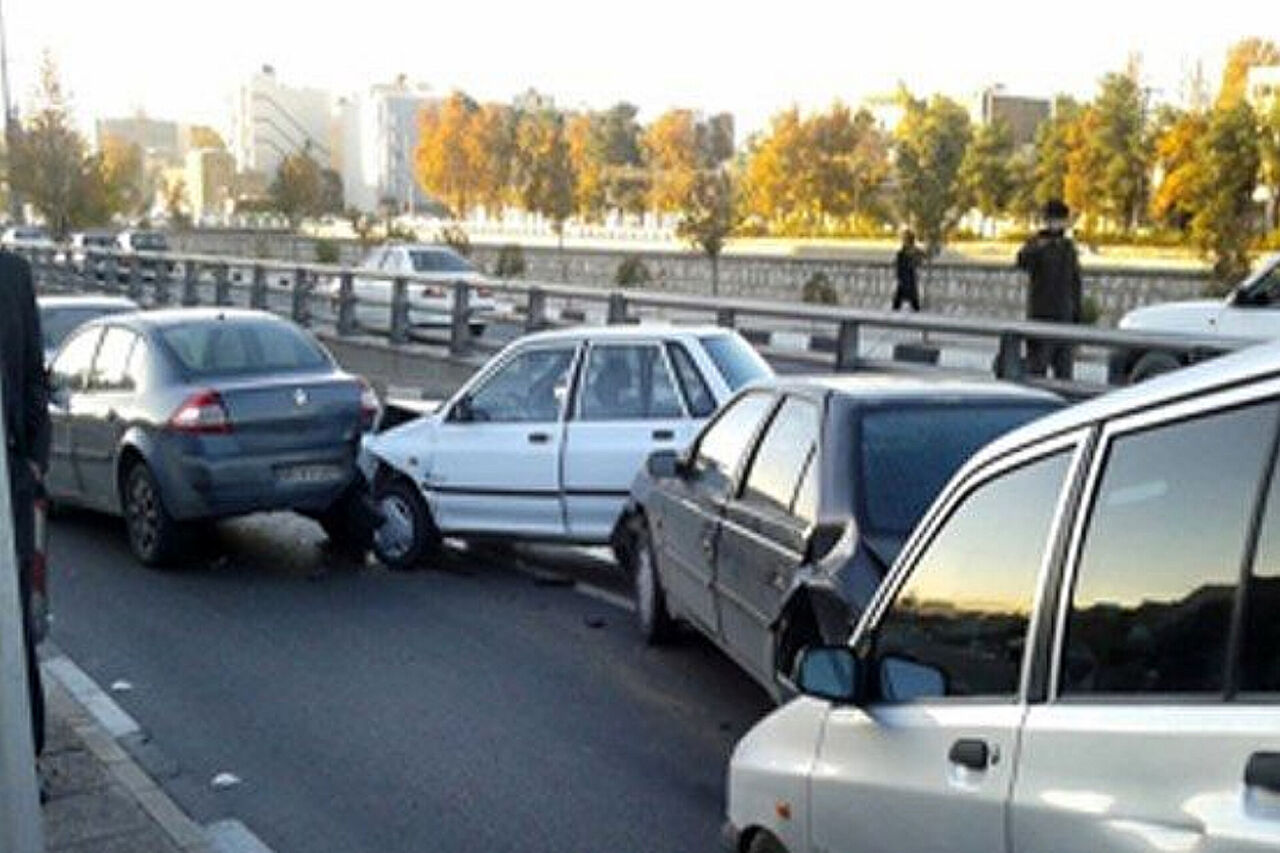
xmin=1016 ymin=199 xmax=1082 ymax=380
xmin=892 ymin=229 xmax=925 ymax=311
xmin=1 ymin=249 xmax=51 ymax=757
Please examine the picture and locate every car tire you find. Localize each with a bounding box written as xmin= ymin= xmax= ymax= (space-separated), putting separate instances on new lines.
xmin=747 ymin=831 xmax=788 ymax=853
xmin=1129 ymin=350 xmax=1182 ymax=383
xmin=632 ymin=518 xmax=675 ymax=644
xmin=121 ymin=461 xmax=182 ymax=567
xmin=317 ymin=481 xmax=376 ymax=556
xmin=371 ymin=477 xmax=438 ymax=572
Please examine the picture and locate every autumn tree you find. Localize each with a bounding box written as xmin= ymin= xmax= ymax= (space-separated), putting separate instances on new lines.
xmin=1149 ymin=107 xmax=1207 ymax=231
xmin=468 ymin=103 xmax=516 ymax=213
xmin=414 ymin=91 xmax=480 ymax=216
xmin=188 ymin=125 xmax=227 ymax=150
xmin=11 ymin=52 xmax=88 ymax=236
xmin=742 ymin=107 xmax=806 ymax=231
xmin=514 ymin=110 xmax=575 ymax=266
xmin=566 ymin=112 xmax=606 ymax=220
xmin=99 ymin=134 xmax=147 ymax=217
xmin=1259 ymin=96 xmax=1280 ymax=230
xmin=1064 ymin=105 xmax=1105 ymax=231
xmin=1191 ymin=101 xmax=1260 ymax=285
xmin=959 ymin=119 xmax=1015 ymax=228
xmin=676 ymin=168 xmax=737 ymax=295
xmin=597 ymin=103 xmax=647 ymax=214
xmin=270 ymin=149 xmax=340 ymax=223
xmin=643 ymin=109 xmax=701 ymax=213
xmin=1218 ymin=37 xmax=1280 ymax=108
xmin=894 ymin=95 xmax=972 ymax=249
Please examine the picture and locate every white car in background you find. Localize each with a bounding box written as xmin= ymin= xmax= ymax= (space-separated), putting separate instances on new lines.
xmin=361 ymin=325 xmax=773 ymax=570
xmin=334 ymin=244 xmax=498 ymax=336
xmin=1 ymin=225 xmax=55 ymax=249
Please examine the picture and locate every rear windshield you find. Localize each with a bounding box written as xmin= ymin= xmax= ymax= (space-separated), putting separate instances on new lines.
xmin=859 ymin=403 xmax=1059 ymax=536
xmin=159 ymin=320 xmax=330 ymax=377
xmin=699 ymin=335 xmax=772 ymax=390
xmin=131 ymin=233 xmax=169 ymax=250
xmin=409 ymin=249 xmax=474 ymax=273
xmin=42 ymin=306 xmax=131 ymax=351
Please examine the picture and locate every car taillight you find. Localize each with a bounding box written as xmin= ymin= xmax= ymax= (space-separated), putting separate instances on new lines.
xmin=168 ymin=390 xmax=232 ymax=434
xmin=422 ymin=285 xmax=445 ymax=297
xmin=358 ymin=378 xmax=380 ymax=431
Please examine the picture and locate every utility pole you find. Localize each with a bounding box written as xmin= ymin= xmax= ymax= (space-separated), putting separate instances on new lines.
xmin=0 ymin=0 xmax=20 ymax=222
xmin=0 ymin=376 xmax=43 ymax=853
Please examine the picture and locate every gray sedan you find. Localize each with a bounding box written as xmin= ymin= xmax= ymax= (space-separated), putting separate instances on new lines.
xmin=45 ymin=308 xmax=378 ymax=565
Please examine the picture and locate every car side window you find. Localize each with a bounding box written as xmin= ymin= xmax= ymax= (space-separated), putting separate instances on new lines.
xmin=90 ymin=327 xmax=139 ymax=392
xmin=50 ymin=327 xmax=103 ymax=393
xmin=1061 ymin=402 xmax=1278 ymax=696
xmin=693 ymin=393 xmax=775 ymax=492
xmin=579 ymin=344 xmax=683 ymax=421
xmin=872 ymin=450 xmax=1072 ymax=702
xmin=741 ymin=398 xmax=821 ymax=518
xmin=1242 ymin=444 xmax=1280 ymax=693
xmin=465 ymin=346 xmax=577 ymax=423
xmin=666 ymin=343 xmax=716 ymax=418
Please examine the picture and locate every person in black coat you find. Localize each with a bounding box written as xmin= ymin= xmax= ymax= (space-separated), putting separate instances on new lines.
xmin=0 ymin=249 xmax=51 ymax=757
xmin=892 ymin=229 xmax=925 ymax=311
xmin=1016 ymin=199 xmax=1083 ymax=379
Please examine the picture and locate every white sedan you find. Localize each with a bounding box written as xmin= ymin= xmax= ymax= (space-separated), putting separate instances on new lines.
xmin=334 ymin=244 xmax=498 ymax=336
xmin=361 ymin=325 xmax=773 ymax=570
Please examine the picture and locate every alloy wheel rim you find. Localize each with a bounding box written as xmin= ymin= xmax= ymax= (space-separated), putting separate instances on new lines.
xmin=375 ymin=495 xmax=415 ymax=560
xmin=127 ymin=472 xmax=158 ymax=555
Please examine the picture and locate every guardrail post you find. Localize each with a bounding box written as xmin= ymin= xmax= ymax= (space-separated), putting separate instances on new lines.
xmin=126 ymin=258 xmax=143 ymax=304
xmin=214 ymin=263 xmax=230 ymax=306
xmin=525 ymin=287 xmax=547 ymax=333
xmin=836 ymin=320 xmax=860 ymax=371
xmin=250 ymin=264 xmax=267 ymax=309
xmin=154 ymin=259 xmax=172 ymax=306
xmin=607 ymin=292 xmax=628 ymax=324
xmin=996 ymin=332 xmax=1026 ymax=381
xmin=182 ymin=261 xmax=199 ymax=306
xmin=716 ymin=308 xmax=736 ymax=329
xmin=104 ymin=255 xmax=119 ymax=294
xmin=337 ymin=271 xmax=356 ymax=336
xmin=390 ymin=277 xmax=409 ymax=344
xmin=291 ymin=266 xmax=309 ymax=326
xmin=450 ymin=281 xmax=472 ymax=355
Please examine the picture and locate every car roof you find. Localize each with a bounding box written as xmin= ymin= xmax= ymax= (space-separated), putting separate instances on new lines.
xmin=515 ymin=324 xmax=739 ymax=345
xmin=972 ymin=341 xmax=1280 ymax=467
xmin=381 ymin=244 xmax=463 ymax=254
xmin=37 ymin=295 xmax=138 ymax=310
xmin=763 ymin=373 xmax=1062 ymax=405
xmin=95 ymin=307 xmax=286 ymax=331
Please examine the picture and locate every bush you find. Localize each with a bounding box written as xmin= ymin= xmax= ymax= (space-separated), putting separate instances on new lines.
xmin=384 ymin=221 xmax=417 ymax=242
xmin=437 ymin=224 xmax=472 ymax=257
xmin=801 ymin=271 xmax=838 ymax=305
xmin=314 ymin=238 xmax=341 ymax=265
xmin=494 ymin=243 xmax=526 ymax=278
xmin=615 ymin=255 xmax=651 ymax=288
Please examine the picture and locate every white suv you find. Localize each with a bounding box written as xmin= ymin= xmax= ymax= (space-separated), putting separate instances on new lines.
xmin=725 ymin=342 xmax=1280 ymax=853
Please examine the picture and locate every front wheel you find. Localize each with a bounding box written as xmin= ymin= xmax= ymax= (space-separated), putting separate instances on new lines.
xmin=371 ymin=477 xmax=438 ymax=571
xmin=632 ymin=518 xmax=674 ymax=644
xmin=122 ymin=461 xmax=182 ymax=567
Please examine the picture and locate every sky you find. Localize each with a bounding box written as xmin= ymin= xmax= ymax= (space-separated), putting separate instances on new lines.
xmin=3 ymin=0 xmax=1275 ymax=139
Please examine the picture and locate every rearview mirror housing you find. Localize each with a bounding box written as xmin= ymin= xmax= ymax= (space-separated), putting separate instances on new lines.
xmin=795 ymin=645 xmax=861 ymax=704
xmin=646 ymin=449 xmax=682 ymax=480
xmin=450 ymin=394 xmax=474 ymax=423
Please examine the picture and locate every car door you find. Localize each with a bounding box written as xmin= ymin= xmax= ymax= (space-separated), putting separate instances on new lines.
xmin=427 ymin=342 xmax=581 ymax=536
xmin=809 ymin=437 xmax=1083 ymax=853
xmin=45 ymin=326 xmax=104 ymax=502
xmin=562 ymin=342 xmax=697 ymax=541
xmin=1011 ymin=391 xmax=1280 ymax=853
xmin=72 ymin=326 xmax=142 ymax=509
xmin=649 ymin=391 xmax=777 ymax=634
xmin=715 ymin=395 xmax=822 ymax=688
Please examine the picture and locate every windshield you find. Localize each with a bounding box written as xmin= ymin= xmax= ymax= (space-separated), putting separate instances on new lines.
xmin=409 ymin=249 xmax=474 ymax=274
xmin=159 ymin=320 xmax=330 ymax=377
xmin=131 ymin=232 xmax=169 ymax=251
xmin=859 ymin=403 xmax=1059 ymax=536
xmin=699 ymin=335 xmax=772 ymax=390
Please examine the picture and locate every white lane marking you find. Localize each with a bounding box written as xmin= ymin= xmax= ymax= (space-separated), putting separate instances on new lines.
xmin=43 ymin=654 xmax=140 ymax=738
xmin=206 ymin=819 xmax=278 ymax=853
xmin=574 ymin=583 xmax=636 ymax=613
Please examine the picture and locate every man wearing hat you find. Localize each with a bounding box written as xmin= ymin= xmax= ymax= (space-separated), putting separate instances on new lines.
xmin=1016 ymin=198 xmax=1082 ymax=379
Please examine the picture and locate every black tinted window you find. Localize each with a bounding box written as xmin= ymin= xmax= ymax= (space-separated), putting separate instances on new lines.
xmin=695 ymin=393 xmax=774 ymax=491
xmin=742 ymin=398 xmax=820 ymax=516
xmin=860 ymin=404 xmax=1058 ymax=536
xmin=160 ymin=321 xmax=330 ymax=377
xmin=1233 ymin=425 xmax=1280 ymax=694
xmin=666 ymin=343 xmax=716 ymax=418
xmin=699 ymin=335 xmax=771 ymax=391
xmin=874 ymin=451 xmax=1071 ymax=701
xmin=1063 ymin=404 xmax=1276 ymax=696
xmin=409 ymin=249 xmax=474 ymax=273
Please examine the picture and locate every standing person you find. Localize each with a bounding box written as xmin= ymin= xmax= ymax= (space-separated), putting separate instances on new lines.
xmin=892 ymin=229 xmax=925 ymax=311
xmin=0 ymin=249 xmax=51 ymax=758
xmin=1016 ymin=199 xmax=1082 ymax=379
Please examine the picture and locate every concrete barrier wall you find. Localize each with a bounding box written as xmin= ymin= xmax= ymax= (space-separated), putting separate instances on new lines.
xmin=171 ymin=230 xmax=1210 ymax=327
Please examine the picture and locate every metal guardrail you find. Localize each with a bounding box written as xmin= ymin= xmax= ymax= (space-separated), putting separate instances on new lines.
xmin=14 ymin=242 xmax=1261 ymax=398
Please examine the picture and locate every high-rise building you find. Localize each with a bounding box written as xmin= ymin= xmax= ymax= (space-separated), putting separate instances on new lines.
xmin=335 ymin=79 xmax=438 ymax=213
xmin=973 ymin=86 xmax=1050 ymax=149
xmin=185 ymin=148 xmax=237 ymax=217
xmin=231 ymin=65 xmax=333 ymax=180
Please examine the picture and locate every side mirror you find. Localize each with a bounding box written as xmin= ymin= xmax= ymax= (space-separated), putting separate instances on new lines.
xmin=451 ymin=394 xmax=475 ymax=423
xmin=795 ymin=645 xmax=861 ymax=704
xmin=646 ymin=449 xmax=682 ymax=480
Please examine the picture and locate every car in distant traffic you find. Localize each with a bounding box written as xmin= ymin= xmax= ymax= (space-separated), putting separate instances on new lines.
xmin=331 ymin=244 xmax=498 ymax=336
xmin=67 ymin=229 xmax=118 ymax=279
xmin=361 ymin=326 xmax=773 ymax=570
xmin=1 ymin=225 xmax=55 ymax=249
xmin=45 ymin=308 xmax=379 ymax=565
xmin=724 ymin=338 xmax=1280 ymax=853
xmin=115 ymin=229 xmax=175 ymax=282
xmin=37 ymin=295 xmax=138 ymax=366
xmin=1110 ymin=253 xmax=1280 ymax=383
xmin=622 ymin=376 xmax=1060 ymax=699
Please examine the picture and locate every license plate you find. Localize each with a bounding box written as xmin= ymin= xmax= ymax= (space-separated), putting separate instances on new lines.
xmin=276 ymin=463 xmax=343 ymax=485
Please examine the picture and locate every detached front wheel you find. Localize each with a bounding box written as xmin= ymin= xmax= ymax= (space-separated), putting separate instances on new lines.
xmin=371 ymin=477 xmax=438 ymax=571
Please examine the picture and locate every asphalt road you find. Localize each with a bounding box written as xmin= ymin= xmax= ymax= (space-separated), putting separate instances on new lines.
xmin=46 ymin=508 xmax=773 ymax=853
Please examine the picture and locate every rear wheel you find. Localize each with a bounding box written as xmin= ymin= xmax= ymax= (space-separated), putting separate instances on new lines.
xmin=317 ymin=481 xmax=376 ymax=555
xmin=371 ymin=477 xmax=438 ymax=571
xmin=632 ymin=518 xmax=674 ymax=644
xmin=121 ymin=461 xmax=182 ymax=567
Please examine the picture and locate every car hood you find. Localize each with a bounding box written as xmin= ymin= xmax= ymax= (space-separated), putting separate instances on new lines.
xmin=358 ymin=411 xmax=443 ymax=481
xmin=1118 ymin=300 xmax=1222 ymax=333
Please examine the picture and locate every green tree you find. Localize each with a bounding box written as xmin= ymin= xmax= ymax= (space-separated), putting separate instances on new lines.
xmin=1007 ymin=148 xmax=1040 ymax=226
xmin=959 ymin=119 xmax=1015 ymax=227
xmin=1191 ymin=101 xmax=1261 ymax=285
xmin=1089 ymin=72 xmax=1150 ymax=232
xmin=514 ymin=110 xmax=576 ymax=266
xmin=894 ymin=95 xmax=972 ymax=249
xmin=11 ymin=52 xmax=88 ymax=236
xmin=1217 ymin=38 xmax=1280 ymax=108
xmin=1032 ymin=96 xmax=1080 ymax=205
xmin=676 ymin=168 xmax=737 ymax=295
xmin=270 ymin=149 xmax=330 ymax=223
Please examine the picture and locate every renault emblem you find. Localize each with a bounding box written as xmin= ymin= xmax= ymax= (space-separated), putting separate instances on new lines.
xmin=294 ymin=388 xmax=309 ymax=407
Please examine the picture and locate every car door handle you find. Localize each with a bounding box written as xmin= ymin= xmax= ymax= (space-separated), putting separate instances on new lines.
xmin=527 ymin=431 xmax=550 ymax=445
xmin=948 ymin=739 xmax=990 ymax=771
xmin=1246 ymin=752 xmax=1280 ymax=793
xmin=652 ymin=429 xmax=674 ymax=442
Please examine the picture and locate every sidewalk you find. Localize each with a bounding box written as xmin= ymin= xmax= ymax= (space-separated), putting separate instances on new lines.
xmin=40 ymin=664 xmax=210 ymax=853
